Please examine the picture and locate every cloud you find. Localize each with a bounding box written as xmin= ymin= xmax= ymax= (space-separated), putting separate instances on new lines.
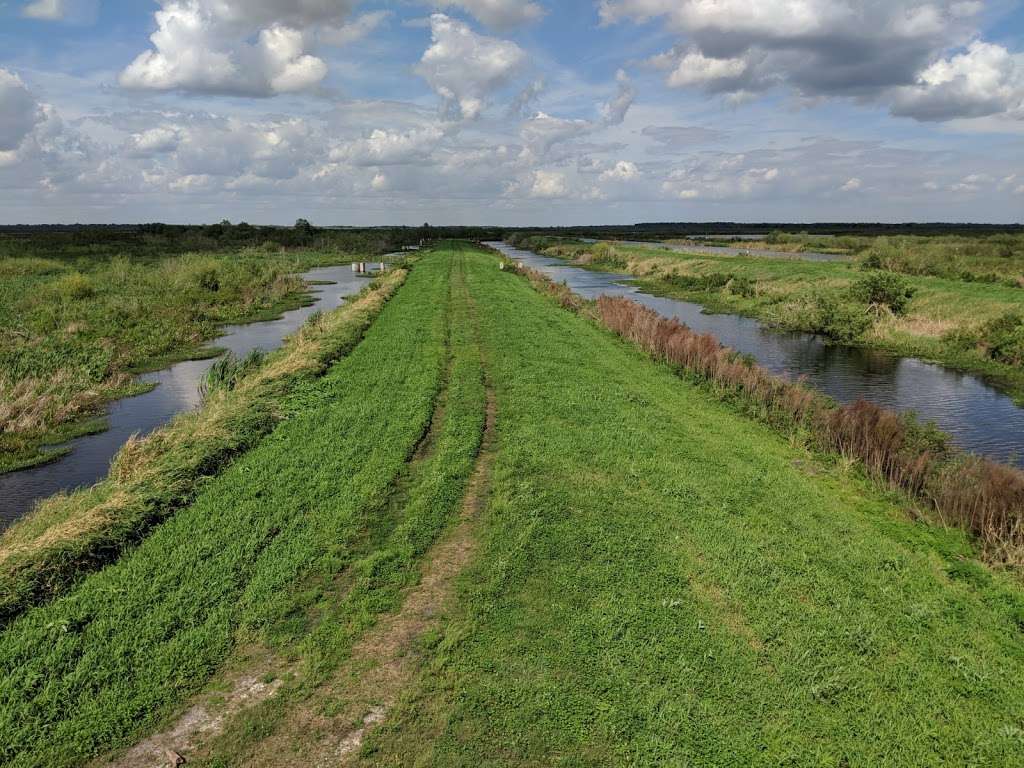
xmin=0 ymin=69 xmax=43 ymax=152
xmin=890 ymin=41 xmax=1024 ymax=121
xmin=22 ymin=0 xmax=65 ymax=19
xmin=433 ymin=0 xmax=545 ymax=30
xmin=124 ymin=126 xmax=182 ymax=157
xmin=600 ymin=69 xmax=635 ymax=126
xmin=320 ymin=10 xmax=392 ymax=46
xmin=528 ymin=169 xmax=568 ymax=198
xmin=663 ymin=50 xmax=748 ymax=89
xmin=508 ymin=77 xmax=546 ymax=118
xmin=642 ymin=125 xmax=728 ymax=152
xmin=415 ymin=14 xmax=526 ymax=119
xmin=119 ymin=0 xmax=359 ymax=96
xmin=519 ymin=111 xmax=591 ymax=162
xmin=840 ymin=177 xmax=862 ymax=191
xmin=330 ymin=126 xmax=446 ymax=166
xmin=599 ymin=160 xmax=640 ymax=182
xmin=604 ymin=0 xmax=1024 ymax=121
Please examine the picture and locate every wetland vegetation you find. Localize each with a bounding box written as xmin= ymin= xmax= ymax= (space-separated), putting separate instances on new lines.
xmin=510 ymin=232 xmax=1024 ymax=401
xmin=0 ymin=240 xmax=1022 ymax=767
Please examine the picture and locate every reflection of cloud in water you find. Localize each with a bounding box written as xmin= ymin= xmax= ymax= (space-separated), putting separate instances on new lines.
xmin=492 ymin=242 xmax=1024 ymax=468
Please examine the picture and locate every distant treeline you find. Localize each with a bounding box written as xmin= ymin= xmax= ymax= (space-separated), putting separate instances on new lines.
xmin=1 ymin=222 xmax=1021 ymax=257
xmin=515 ymin=222 xmax=1024 ymax=239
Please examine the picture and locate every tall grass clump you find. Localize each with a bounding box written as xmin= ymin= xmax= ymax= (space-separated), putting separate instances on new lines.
xmin=199 ymin=350 xmax=267 ymax=401
xmin=0 ymin=269 xmax=409 ymax=624
xmin=513 ymin=263 xmax=1024 ymax=564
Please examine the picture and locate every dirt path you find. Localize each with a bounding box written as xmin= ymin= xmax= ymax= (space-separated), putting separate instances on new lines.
xmin=244 ymin=386 xmax=496 ymax=768
xmin=245 ymin=253 xmax=497 ymax=767
xmin=95 ymin=647 xmax=293 ymax=768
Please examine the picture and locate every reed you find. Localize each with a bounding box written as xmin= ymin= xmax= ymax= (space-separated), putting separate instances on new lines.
xmin=515 ymin=263 xmax=1024 ymax=564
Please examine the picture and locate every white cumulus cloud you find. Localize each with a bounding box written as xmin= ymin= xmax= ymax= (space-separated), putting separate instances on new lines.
xmin=528 ymin=169 xmax=568 ymax=198
xmin=119 ymin=0 xmax=358 ymax=96
xmin=0 ymin=69 xmax=43 ymax=152
xmin=415 ymin=14 xmax=526 ymax=120
xmin=603 ymin=0 xmax=1024 ymax=122
xmin=890 ymin=41 xmax=1024 ymax=121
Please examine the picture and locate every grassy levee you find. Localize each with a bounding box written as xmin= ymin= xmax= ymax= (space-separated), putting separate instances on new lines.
xmin=0 ymin=250 xmax=489 ymax=767
xmin=363 ymin=247 xmax=1024 ymax=767
xmin=0 ymin=269 xmax=406 ymax=625
xmin=519 ymin=237 xmax=1024 ymax=402
xmin=195 ymin=243 xmax=488 ymax=765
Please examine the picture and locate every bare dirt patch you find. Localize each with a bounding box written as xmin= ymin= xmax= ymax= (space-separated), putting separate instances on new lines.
xmin=96 ymin=648 xmax=291 ymax=768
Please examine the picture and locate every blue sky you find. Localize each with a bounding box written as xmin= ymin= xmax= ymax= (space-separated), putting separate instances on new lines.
xmin=0 ymin=0 xmax=1022 ymax=225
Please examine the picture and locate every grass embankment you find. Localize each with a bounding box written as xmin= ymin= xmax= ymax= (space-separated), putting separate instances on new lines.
xmin=0 ymin=248 xmax=353 ymax=473
xmin=0 ymin=269 xmax=406 ymax=625
xmin=359 ymin=247 xmax=1024 ymax=767
xmin=2 ymin=246 xmax=1022 ymax=767
xmin=0 ymin=250 xmax=489 ymax=767
xmin=516 ymin=236 xmax=1024 ymax=401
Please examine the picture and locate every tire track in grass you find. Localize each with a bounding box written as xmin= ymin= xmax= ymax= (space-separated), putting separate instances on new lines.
xmin=225 ymin=247 xmax=497 ymax=768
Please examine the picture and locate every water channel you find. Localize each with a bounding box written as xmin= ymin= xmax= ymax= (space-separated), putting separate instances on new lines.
xmin=490 ymin=242 xmax=1024 ymax=468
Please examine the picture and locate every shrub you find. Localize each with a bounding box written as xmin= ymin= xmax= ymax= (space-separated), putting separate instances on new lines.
xmin=53 ymin=272 xmax=95 ymax=300
xmin=945 ymin=313 xmax=1024 ymax=367
xmin=807 ymin=293 xmax=872 ymax=343
xmin=728 ymin=275 xmax=757 ymax=298
xmin=851 ymin=271 xmax=916 ymax=315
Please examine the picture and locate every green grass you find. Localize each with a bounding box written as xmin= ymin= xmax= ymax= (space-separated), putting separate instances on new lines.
xmin=2 ymin=246 xmax=1022 ymax=768
xmin=521 ymin=237 xmax=1024 ymax=401
xmin=0 ymin=270 xmax=406 ymax=625
xmin=360 ymin=247 xmax=1024 ymax=767
xmin=0 ymin=251 xmax=488 ymax=768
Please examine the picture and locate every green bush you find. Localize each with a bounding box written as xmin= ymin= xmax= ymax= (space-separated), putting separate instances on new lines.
xmin=851 ymin=271 xmax=916 ymax=315
xmin=52 ymin=272 xmax=95 ymax=300
xmin=794 ymin=290 xmax=876 ymax=342
xmin=727 ymin=275 xmax=757 ymax=298
xmin=944 ymin=312 xmax=1024 ymax=367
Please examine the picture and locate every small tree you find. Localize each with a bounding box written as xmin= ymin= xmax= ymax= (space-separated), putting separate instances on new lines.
xmin=852 ymin=271 xmax=916 ymax=315
xmin=295 ymin=218 xmax=313 ymax=233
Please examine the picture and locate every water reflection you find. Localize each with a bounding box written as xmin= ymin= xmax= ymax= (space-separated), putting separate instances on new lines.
xmin=0 ymin=265 xmax=368 ymax=526
xmin=491 ymin=242 xmax=1024 ymax=467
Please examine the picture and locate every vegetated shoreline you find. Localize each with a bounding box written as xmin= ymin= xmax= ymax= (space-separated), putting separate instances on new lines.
xmin=500 ymin=251 xmax=1024 ymax=567
xmin=0 ymin=266 xmax=330 ymax=477
xmin=2 ymin=245 xmax=1022 ymax=767
xmin=0 ymin=248 xmax=483 ymax=768
xmin=511 ymin=236 xmax=1024 ymax=405
xmin=0 ymin=267 xmax=409 ymax=626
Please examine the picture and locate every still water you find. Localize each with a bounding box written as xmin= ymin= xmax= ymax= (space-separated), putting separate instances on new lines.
xmin=0 ymin=265 xmax=368 ymax=526
xmin=491 ymin=242 xmax=1024 ymax=468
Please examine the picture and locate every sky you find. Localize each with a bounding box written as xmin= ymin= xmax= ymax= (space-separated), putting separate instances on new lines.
xmin=0 ymin=0 xmax=1022 ymax=225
